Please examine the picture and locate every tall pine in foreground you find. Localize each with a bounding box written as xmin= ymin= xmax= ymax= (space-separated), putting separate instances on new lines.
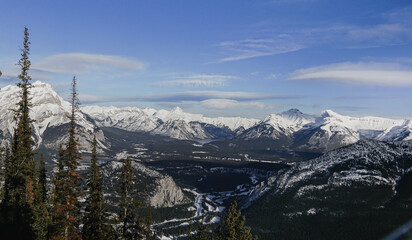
xmin=83 ymin=136 xmax=109 ymax=240
xmin=0 ymin=27 xmax=36 ymax=240
xmin=116 ymin=157 xmax=143 ymax=240
xmin=216 ymin=201 xmax=258 ymax=240
xmin=32 ymin=155 xmax=51 ymax=240
xmin=50 ymin=77 xmax=82 ymax=240
xmin=50 ymin=145 xmax=66 ymax=238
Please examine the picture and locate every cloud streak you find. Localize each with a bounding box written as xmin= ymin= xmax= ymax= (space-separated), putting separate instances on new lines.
xmin=217 ymin=38 xmax=304 ymax=62
xmin=33 ymin=53 xmax=145 ymax=74
xmin=154 ymin=74 xmax=234 ymax=87
xmin=217 ymin=7 xmax=412 ymax=62
xmin=79 ymin=90 xmax=301 ymax=104
xmin=201 ymin=99 xmax=276 ymax=110
xmin=288 ymin=62 xmax=412 ymax=86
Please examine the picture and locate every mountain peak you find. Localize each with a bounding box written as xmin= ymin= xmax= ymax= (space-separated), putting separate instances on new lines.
xmin=321 ymin=109 xmax=341 ymax=118
xmin=171 ymin=106 xmax=184 ymax=113
xmin=281 ymin=108 xmax=303 ymax=116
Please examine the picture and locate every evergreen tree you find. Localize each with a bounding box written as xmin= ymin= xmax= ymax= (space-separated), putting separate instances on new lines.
xmin=32 ymin=154 xmax=51 ymax=240
xmin=0 ymin=26 xmax=36 ymax=240
xmin=143 ymin=208 xmax=156 ymax=240
xmin=193 ymin=223 xmax=208 ymax=240
xmin=216 ymin=201 xmax=258 ymax=240
xmin=83 ymin=136 xmax=109 ymax=240
xmin=50 ymin=77 xmax=82 ymax=240
xmin=0 ymin=145 xmax=8 ymax=201
xmin=50 ymin=145 xmax=66 ymax=239
xmin=116 ymin=157 xmax=143 ymax=240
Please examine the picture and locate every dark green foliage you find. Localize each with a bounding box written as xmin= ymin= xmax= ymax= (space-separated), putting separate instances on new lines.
xmin=116 ymin=157 xmax=143 ymax=239
xmin=32 ymin=155 xmax=51 ymax=240
xmin=191 ymin=221 xmax=209 ymax=240
xmin=0 ymin=27 xmax=37 ymax=240
xmin=50 ymin=77 xmax=82 ymax=240
xmin=50 ymin=145 xmax=66 ymax=239
xmin=143 ymin=208 xmax=156 ymax=240
xmin=83 ymin=136 xmax=110 ymax=240
xmin=216 ymin=201 xmax=257 ymax=240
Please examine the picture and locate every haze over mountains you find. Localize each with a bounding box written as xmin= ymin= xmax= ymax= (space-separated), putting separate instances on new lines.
xmin=1 ymin=81 xmax=411 ymax=153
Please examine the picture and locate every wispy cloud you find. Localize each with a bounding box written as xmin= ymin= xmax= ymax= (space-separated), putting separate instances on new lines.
xmin=154 ymin=74 xmax=234 ymax=87
xmin=33 ymin=53 xmax=145 ymax=74
xmin=201 ymin=99 xmax=276 ymax=110
xmin=217 ymin=7 xmax=412 ymax=62
xmin=80 ymin=91 xmax=301 ymax=104
xmin=288 ymin=62 xmax=412 ymax=86
xmin=217 ymin=38 xmax=304 ymax=62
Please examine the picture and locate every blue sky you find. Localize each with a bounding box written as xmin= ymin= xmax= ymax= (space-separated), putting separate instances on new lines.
xmin=1 ymin=0 xmax=412 ymax=118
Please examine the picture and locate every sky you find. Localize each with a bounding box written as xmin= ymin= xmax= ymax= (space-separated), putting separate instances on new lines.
xmin=1 ymin=0 xmax=412 ymax=119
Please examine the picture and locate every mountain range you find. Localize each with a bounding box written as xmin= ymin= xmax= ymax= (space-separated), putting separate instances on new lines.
xmin=1 ymin=81 xmax=411 ymax=153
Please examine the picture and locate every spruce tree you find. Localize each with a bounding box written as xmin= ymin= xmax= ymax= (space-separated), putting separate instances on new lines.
xmin=143 ymin=208 xmax=156 ymax=240
xmin=216 ymin=201 xmax=258 ymax=240
xmin=83 ymin=136 xmax=108 ymax=240
xmin=0 ymin=26 xmax=36 ymax=240
xmin=50 ymin=145 xmax=66 ymax=239
xmin=62 ymin=76 xmax=82 ymax=240
xmin=33 ymin=155 xmax=51 ymax=240
xmin=116 ymin=157 xmax=143 ymax=240
xmin=50 ymin=77 xmax=82 ymax=240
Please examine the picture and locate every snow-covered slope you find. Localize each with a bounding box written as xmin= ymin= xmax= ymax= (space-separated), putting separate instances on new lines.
xmin=239 ymin=109 xmax=314 ymax=140
xmin=0 ymin=81 xmax=106 ymax=150
xmin=82 ymin=105 xmax=258 ymax=140
xmin=244 ymin=140 xmax=412 ymax=208
xmin=2 ymin=81 xmax=411 ymax=151
xmin=292 ymin=110 xmax=410 ymax=151
xmin=81 ymin=105 xmax=161 ymax=132
xmin=242 ymin=140 xmax=412 ymax=239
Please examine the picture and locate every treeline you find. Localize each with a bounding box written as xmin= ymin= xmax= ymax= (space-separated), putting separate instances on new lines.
xmin=0 ymin=28 xmax=258 ymax=240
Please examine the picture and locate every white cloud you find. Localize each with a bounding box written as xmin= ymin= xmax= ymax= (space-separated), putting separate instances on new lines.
xmin=201 ymin=99 xmax=276 ymax=110
xmin=154 ymin=74 xmax=234 ymax=87
xmin=288 ymin=62 xmax=412 ymax=86
xmin=33 ymin=53 xmax=145 ymax=74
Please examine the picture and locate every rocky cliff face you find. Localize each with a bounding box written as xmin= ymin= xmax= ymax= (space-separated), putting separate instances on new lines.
xmin=149 ymin=175 xmax=189 ymax=208
xmin=100 ymin=160 xmax=190 ymax=208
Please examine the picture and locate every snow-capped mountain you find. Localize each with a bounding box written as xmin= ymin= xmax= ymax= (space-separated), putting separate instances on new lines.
xmin=0 ymin=81 xmax=106 ymax=151
xmin=239 ymin=109 xmax=314 ymax=140
xmin=292 ymin=110 xmax=410 ymax=151
xmin=1 ymin=81 xmax=412 ymax=152
xmin=237 ymin=109 xmax=412 ymax=152
xmin=82 ymin=105 xmax=258 ymax=140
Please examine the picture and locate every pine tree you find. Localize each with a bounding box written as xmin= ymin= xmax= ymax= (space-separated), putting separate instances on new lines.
xmin=62 ymin=76 xmax=82 ymax=240
xmin=216 ymin=201 xmax=258 ymax=240
xmin=193 ymin=223 xmax=208 ymax=240
xmin=32 ymin=155 xmax=51 ymax=240
xmin=50 ymin=145 xmax=66 ymax=239
xmin=0 ymin=26 xmax=36 ymax=240
xmin=116 ymin=157 xmax=143 ymax=240
xmin=83 ymin=136 xmax=109 ymax=240
xmin=143 ymin=208 xmax=156 ymax=240
xmin=50 ymin=77 xmax=82 ymax=240
xmin=0 ymin=145 xmax=8 ymax=201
